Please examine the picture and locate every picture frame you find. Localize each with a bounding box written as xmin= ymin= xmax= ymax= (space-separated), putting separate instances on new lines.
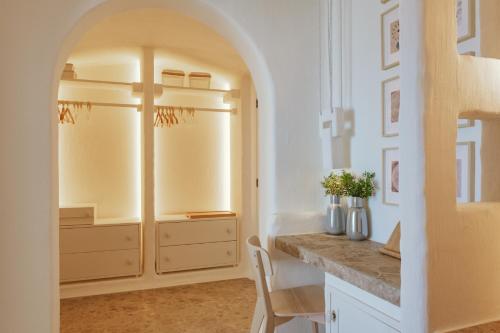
xmin=381 ymin=0 xmax=390 ymax=3
xmin=383 ymin=147 xmax=400 ymax=206
xmin=381 ymin=5 xmax=400 ymax=70
xmin=456 ymin=0 xmax=475 ymax=43
xmin=456 ymin=142 xmax=475 ymax=203
xmin=382 ymin=76 xmax=400 ymax=137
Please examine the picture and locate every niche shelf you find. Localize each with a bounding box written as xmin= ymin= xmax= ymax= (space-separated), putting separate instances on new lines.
xmin=160 ymin=84 xmax=240 ymax=99
xmin=60 ymin=78 xmax=134 ymax=91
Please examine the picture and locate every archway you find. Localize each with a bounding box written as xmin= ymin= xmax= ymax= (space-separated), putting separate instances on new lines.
xmin=52 ymin=0 xmax=276 ymax=330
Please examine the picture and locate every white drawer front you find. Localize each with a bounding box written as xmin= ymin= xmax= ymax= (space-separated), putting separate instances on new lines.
xmin=158 ymin=219 xmax=236 ymax=246
xmin=159 ymin=241 xmax=237 ymax=273
xmin=60 ymin=249 xmax=140 ymax=282
xmin=60 ymin=224 xmax=140 ymax=254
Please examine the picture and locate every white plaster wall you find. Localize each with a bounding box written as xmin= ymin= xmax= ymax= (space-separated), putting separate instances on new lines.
xmin=348 ymin=0 xmax=400 ymax=243
xmin=153 ymin=56 xmax=241 ymax=215
xmin=0 ymin=1 xmax=323 ymax=332
xmin=59 ymin=62 xmax=142 ymax=219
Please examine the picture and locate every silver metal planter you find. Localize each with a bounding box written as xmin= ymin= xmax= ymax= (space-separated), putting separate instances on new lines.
xmin=346 ymin=197 xmax=368 ymax=241
xmin=325 ymin=195 xmax=346 ymax=235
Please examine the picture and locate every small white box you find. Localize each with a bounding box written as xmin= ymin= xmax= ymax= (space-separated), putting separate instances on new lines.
xmin=162 ymin=69 xmax=185 ymax=87
xmin=189 ymin=72 xmax=211 ymax=89
xmin=60 ymin=205 xmax=95 ymax=226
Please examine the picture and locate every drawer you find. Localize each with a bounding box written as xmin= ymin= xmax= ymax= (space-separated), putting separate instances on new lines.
xmin=60 ymin=249 xmax=140 ymax=282
xmin=60 ymin=224 xmax=140 ymax=254
xmin=158 ymin=219 xmax=236 ymax=246
xmin=158 ymin=241 xmax=237 ymax=273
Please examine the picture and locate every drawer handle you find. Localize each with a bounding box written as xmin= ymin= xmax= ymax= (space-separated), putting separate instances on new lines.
xmin=164 ymin=257 xmax=170 ymax=262
xmin=226 ymin=250 xmax=232 ymax=256
xmin=331 ymin=310 xmax=337 ymax=322
xmin=164 ymin=233 xmax=170 ymax=239
xmin=125 ymin=236 xmax=132 ymax=241
xmin=126 ymin=260 xmax=133 ymax=266
xmin=226 ymin=228 xmax=232 ymax=234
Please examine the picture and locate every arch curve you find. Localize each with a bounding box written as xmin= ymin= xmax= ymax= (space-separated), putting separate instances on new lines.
xmin=53 ymin=0 xmax=276 ymax=268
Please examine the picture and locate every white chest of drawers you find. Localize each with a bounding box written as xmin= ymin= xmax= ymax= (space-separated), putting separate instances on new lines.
xmin=156 ymin=218 xmax=238 ymax=274
xmin=60 ymin=221 xmax=142 ymax=283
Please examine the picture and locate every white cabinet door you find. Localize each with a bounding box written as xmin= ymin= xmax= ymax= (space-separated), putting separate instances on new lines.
xmin=326 ymin=286 xmax=400 ymax=333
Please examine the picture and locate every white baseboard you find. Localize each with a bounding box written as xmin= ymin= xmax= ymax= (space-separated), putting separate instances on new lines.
xmin=60 ymin=265 xmax=252 ymax=299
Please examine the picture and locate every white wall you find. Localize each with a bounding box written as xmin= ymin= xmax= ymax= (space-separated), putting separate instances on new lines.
xmin=0 ymin=1 xmax=323 ymax=332
xmin=346 ymin=0 xmax=400 ymax=243
xmin=59 ymin=62 xmax=142 ymax=219
xmin=154 ymin=55 xmax=241 ymax=215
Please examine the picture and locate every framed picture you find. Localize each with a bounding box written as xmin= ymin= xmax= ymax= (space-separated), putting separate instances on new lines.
xmin=383 ymin=148 xmax=400 ymax=205
xmin=456 ymin=142 xmax=475 ymax=203
xmin=456 ymin=0 xmax=475 ymax=43
xmin=381 ymin=5 xmax=400 ymax=70
xmin=382 ymin=76 xmax=400 ymax=136
xmin=381 ymin=0 xmax=390 ymax=3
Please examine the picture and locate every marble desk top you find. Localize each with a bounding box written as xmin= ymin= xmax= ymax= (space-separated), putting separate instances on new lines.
xmin=275 ymin=233 xmax=401 ymax=306
xmin=448 ymin=321 xmax=500 ymax=333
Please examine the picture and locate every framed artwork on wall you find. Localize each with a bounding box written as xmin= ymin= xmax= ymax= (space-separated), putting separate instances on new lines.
xmin=382 ymin=76 xmax=400 ymax=136
xmin=383 ymin=147 xmax=400 ymax=206
xmin=381 ymin=5 xmax=400 ymax=70
xmin=381 ymin=0 xmax=390 ymax=3
xmin=456 ymin=142 xmax=475 ymax=203
xmin=456 ymin=0 xmax=475 ymax=43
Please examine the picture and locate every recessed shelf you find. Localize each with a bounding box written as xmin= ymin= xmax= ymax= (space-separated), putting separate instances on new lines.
xmin=60 ymin=78 xmax=133 ymax=91
xmin=160 ymin=84 xmax=240 ymax=98
xmin=460 ymin=110 xmax=500 ymax=121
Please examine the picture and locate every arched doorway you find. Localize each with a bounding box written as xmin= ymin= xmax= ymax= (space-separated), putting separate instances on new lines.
xmin=52 ymin=0 xmax=276 ymax=330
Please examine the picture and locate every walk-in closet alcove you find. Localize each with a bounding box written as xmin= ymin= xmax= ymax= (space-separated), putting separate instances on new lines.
xmin=57 ymin=7 xmax=259 ymax=306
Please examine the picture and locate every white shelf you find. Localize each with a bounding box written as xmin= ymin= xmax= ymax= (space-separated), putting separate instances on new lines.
xmin=60 ymin=78 xmax=133 ymax=91
xmin=160 ymin=84 xmax=239 ymax=98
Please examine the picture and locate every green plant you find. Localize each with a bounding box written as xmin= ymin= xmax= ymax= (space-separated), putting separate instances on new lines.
xmin=321 ymin=172 xmax=345 ymax=197
xmin=343 ymin=171 xmax=376 ymax=199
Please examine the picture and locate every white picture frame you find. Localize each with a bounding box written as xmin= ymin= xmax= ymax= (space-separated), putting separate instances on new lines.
xmin=383 ymin=147 xmax=400 ymax=206
xmin=381 ymin=5 xmax=400 ymax=70
xmin=382 ymin=76 xmax=400 ymax=137
xmin=456 ymin=0 xmax=475 ymax=43
xmin=456 ymin=142 xmax=475 ymax=203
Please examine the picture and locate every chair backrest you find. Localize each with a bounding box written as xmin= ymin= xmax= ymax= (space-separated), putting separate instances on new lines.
xmin=246 ymin=236 xmax=274 ymax=317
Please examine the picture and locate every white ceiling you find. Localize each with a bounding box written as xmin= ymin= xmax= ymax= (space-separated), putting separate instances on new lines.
xmin=71 ymin=8 xmax=248 ymax=75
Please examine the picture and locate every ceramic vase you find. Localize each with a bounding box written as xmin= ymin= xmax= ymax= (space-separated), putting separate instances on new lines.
xmin=325 ymin=195 xmax=346 ymax=235
xmin=346 ymin=197 xmax=368 ymax=241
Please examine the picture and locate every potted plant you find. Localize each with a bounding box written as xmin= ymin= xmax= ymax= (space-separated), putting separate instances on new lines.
xmin=342 ymin=171 xmax=376 ymax=241
xmin=321 ymin=172 xmax=347 ymax=235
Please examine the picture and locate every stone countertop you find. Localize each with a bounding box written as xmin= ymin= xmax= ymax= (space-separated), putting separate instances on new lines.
xmin=448 ymin=322 xmax=500 ymax=333
xmin=274 ymin=233 xmax=401 ymax=306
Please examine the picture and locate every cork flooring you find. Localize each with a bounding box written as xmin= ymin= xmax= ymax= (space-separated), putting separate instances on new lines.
xmin=60 ymin=278 xmax=256 ymax=333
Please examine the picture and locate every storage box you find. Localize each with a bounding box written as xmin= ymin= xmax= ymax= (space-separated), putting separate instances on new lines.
xmin=162 ymin=69 xmax=185 ymax=87
xmin=189 ymin=72 xmax=211 ymax=89
xmin=60 ymin=205 xmax=95 ymax=226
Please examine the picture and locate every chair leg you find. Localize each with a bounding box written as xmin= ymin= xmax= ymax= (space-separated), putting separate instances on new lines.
xmin=250 ymin=301 xmax=265 ymax=333
xmin=311 ymin=321 xmax=319 ymax=333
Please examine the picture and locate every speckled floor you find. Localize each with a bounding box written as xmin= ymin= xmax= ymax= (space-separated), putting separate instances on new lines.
xmin=61 ymin=278 xmax=256 ymax=333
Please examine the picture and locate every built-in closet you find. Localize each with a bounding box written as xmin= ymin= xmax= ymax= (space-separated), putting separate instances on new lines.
xmin=57 ymin=9 xmax=257 ymax=289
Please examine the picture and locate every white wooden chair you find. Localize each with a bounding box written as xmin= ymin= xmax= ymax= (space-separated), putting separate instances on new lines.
xmin=246 ymin=236 xmax=325 ymax=333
